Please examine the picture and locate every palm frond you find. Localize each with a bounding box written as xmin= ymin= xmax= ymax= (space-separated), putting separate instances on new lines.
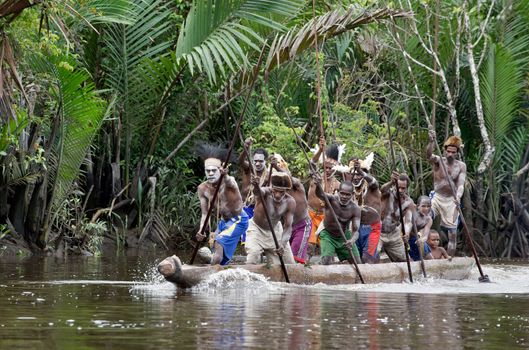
xmin=481 ymin=44 xmax=523 ymax=146
xmin=30 ymin=55 xmax=108 ymax=214
xmin=264 ymin=7 xmax=409 ymax=73
xmin=176 ymin=0 xmax=304 ymax=84
xmin=102 ymin=0 xmax=172 ymax=96
xmin=72 ymin=0 xmax=136 ymax=25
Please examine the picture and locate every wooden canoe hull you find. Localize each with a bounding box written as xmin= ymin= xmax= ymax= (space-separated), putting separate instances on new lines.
xmin=158 ymin=255 xmax=476 ymax=289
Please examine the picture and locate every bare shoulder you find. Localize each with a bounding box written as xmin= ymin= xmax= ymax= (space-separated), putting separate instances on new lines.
xmin=286 ymin=193 xmax=296 ymax=207
xmin=197 ymin=182 xmax=208 ymax=194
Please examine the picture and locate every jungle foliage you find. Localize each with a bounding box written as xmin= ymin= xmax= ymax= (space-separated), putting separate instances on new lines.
xmin=1 ymin=0 xmax=528 ymax=258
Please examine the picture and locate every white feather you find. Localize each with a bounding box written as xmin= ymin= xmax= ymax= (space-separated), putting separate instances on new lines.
xmin=337 ymin=144 xmax=346 ymax=163
xmin=360 ymin=152 xmax=375 ymax=171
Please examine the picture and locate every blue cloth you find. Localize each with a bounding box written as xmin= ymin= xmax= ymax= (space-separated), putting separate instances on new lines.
xmin=241 ymin=205 xmax=254 ymax=243
xmin=408 ymin=235 xmax=431 ymax=261
xmin=215 ymin=210 xmax=249 ymax=265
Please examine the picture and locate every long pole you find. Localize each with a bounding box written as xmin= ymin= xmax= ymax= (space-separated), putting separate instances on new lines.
xmin=285 ymin=114 xmax=365 ymax=284
xmin=384 ymin=112 xmax=414 ymax=282
xmin=389 ymin=15 xmax=489 ymax=283
xmin=244 ymin=145 xmax=290 ymax=283
xmin=429 ymin=128 xmax=490 ymax=282
xmin=189 ymin=44 xmax=268 ymax=264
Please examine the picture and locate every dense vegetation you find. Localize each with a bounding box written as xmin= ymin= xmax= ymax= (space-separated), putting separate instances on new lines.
xmin=1 ymin=0 xmax=528 ymax=258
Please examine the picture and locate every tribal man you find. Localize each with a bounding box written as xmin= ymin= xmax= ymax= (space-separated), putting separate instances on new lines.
xmin=349 ymin=154 xmax=382 ymax=263
xmin=195 ymin=143 xmax=249 ymax=265
xmin=311 ymin=172 xmax=361 ymax=265
xmin=427 ymin=129 xmax=467 ymax=257
xmin=307 ymin=139 xmax=343 ymax=253
xmin=380 ymin=172 xmax=414 ymax=262
xmin=239 ymin=138 xmax=269 ymax=219
xmin=245 ymin=172 xmax=296 ymax=265
xmin=268 ymin=154 xmax=312 ymax=264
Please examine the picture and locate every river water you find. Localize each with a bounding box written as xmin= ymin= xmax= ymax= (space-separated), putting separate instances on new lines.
xmin=0 ymin=254 xmax=528 ymax=349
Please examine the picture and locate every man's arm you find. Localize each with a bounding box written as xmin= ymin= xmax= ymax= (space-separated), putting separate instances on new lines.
xmin=427 ymin=129 xmax=439 ymax=163
xmin=401 ymin=204 xmax=414 ymax=242
xmin=239 ymin=138 xmax=252 ymax=171
xmin=345 ymin=207 xmax=361 ymax=249
xmin=380 ymin=181 xmax=393 ymax=194
xmin=419 ymin=216 xmax=433 ymax=243
xmin=222 ymin=174 xmax=240 ymax=191
xmin=196 ymin=186 xmax=210 ymax=241
xmin=251 ymin=174 xmax=266 ymax=198
xmin=455 ymin=163 xmax=467 ymax=201
xmin=280 ymin=198 xmax=296 ymax=248
xmin=311 ymin=136 xmax=325 ymax=163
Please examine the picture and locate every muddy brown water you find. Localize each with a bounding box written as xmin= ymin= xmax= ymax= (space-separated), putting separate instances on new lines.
xmin=0 ymin=254 xmax=528 ymax=349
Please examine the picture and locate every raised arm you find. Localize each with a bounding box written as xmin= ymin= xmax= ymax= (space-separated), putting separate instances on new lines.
xmin=312 ymin=172 xmax=330 ymax=202
xmin=238 ymin=138 xmax=252 ymax=171
xmin=427 ymin=129 xmax=440 ymax=163
xmin=311 ymin=136 xmax=325 ymax=163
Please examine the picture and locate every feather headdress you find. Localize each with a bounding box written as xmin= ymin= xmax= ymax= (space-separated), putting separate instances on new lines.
xmin=311 ymin=143 xmax=346 ymax=164
xmin=194 ymin=142 xmax=236 ymax=167
xmin=348 ymin=152 xmax=375 ymax=172
xmin=444 ymin=136 xmax=462 ymax=150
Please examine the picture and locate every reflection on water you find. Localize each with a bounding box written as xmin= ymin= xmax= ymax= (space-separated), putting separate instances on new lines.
xmin=0 ymin=255 xmax=528 ymax=349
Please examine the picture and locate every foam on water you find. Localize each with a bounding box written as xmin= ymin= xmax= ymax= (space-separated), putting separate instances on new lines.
xmin=129 ymin=265 xmax=176 ymax=298
xmin=191 ymin=267 xmax=272 ymax=293
xmin=299 ymin=264 xmax=529 ymax=295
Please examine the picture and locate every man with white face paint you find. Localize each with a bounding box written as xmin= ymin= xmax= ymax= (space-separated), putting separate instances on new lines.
xmin=195 ymin=143 xmax=248 ymax=265
xmin=312 ymin=172 xmax=361 ymax=265
xmin=245 ymin=172 xmax=296 ymax=265
xmin=239 ymin=138 xmax=270 ymax=219
xmin=427 ymin=129 xmax=467 ymax=257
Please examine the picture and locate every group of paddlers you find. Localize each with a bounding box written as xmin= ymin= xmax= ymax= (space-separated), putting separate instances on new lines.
xmin=193 ymin=127 xmax=466 ymax=267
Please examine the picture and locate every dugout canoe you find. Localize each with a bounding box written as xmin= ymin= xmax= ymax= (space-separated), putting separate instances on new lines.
xmin=157 ymin=255 xmax=475 ymax=289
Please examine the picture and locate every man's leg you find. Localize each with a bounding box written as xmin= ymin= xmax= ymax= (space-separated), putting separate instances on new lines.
xmin=211 ymin=241 xmax=224 ymax=265
xmin=447 ymin=228 xmax=457 ymax=257
xmin=386 ymin=233 xmax=407 ymax=262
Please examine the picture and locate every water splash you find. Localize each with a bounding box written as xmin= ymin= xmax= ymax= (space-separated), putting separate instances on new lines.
xmin=129 ymin=264 xmax=176 ymax=298
xmin=300 ymin=264 xmax=529 ymax=295
xmin=191 ymin=268 xmax=271 ymax=293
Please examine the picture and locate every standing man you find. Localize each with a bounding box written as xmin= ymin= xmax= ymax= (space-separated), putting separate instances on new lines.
xmin=380 ymin=172 xmax=414 ymax=262
xmin=427 ymin=129 xmax=467 ymax=257
xmin=239 ymin=138 xmax=269 ymax=218
xmin=307 ymin=140 xmax=342 ymax=253
xmin=312 ymin=173 xmax=361 ymax=265
xmin=245 ymin=172 xmax=296 ymax=265
xmin=195 ymin=143 xmax=249 ymax=265
xmin=350 ymin=155 xmax=382 ymax=263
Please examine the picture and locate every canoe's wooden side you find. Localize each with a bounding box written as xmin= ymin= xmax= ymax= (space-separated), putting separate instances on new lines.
xmin=157 ymin=255 xmax=475 ymax=289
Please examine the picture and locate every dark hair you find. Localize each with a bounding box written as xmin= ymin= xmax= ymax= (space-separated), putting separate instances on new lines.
xmin=339 ymin=181 xmax=354 ymax=191
xmin=398 ymin=174 xmax=410 ymax=187
xmin=326 ymin=143 xmax=340 ymax=162
xmin=194 ymin=142 xmax=236 ymax=163
xmin=417 ymin=195 xmax=431 ymax=205
xmin=253 ymin=148 xmax=268 ymax=159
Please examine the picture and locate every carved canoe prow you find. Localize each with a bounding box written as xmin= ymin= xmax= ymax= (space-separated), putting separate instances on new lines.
xmin=158 ymin=256 xmax=475 ymax=289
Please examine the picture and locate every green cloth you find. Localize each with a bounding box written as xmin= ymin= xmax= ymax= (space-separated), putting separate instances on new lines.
xmin=320 ymin=229 xmax=360 ymax=261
